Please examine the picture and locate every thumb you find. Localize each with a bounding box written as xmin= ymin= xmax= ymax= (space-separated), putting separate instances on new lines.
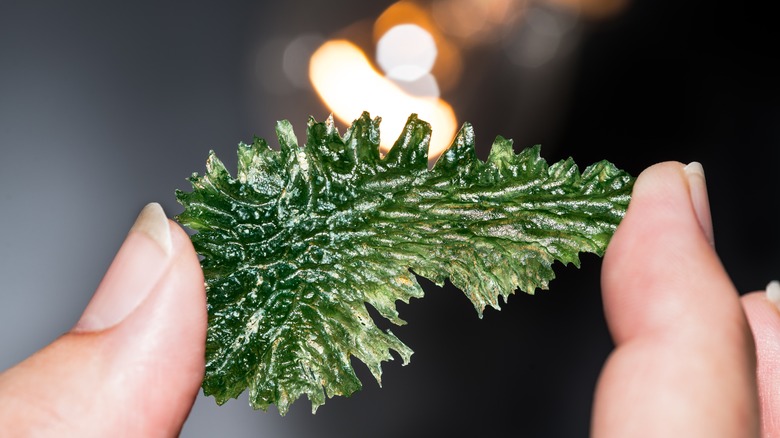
xmin=592 ymin=162 xmax=759 ymax=437
xmin=0 ymin=203 xmax=206 ymax=437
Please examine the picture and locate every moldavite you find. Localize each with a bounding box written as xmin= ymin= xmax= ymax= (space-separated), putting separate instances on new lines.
xmin=175 ymin=112 xmax=634 ymax=414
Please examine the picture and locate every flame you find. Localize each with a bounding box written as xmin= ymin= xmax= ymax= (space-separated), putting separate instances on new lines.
xmin=309 ymin=39 xmax=457 ymax=162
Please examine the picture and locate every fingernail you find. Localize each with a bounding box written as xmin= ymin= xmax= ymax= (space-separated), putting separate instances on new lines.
xmin=74 ymin=203 xmax=173 ymax=332
xmin=130 ymin=202 xmax=172 ymax=255
xmin=767 ymin=280 xmax=780 ymax=311
xmin=684 ymin=162 xmax=715 ymax=247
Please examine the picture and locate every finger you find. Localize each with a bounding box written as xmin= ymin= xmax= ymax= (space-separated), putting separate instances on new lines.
xmin=0 ymin=203 xmax=206 ymax=437
xmin=741 ymin=282 xmax=780 ymax=437
xmin=592 ymin=162 xmax=760 ymax=437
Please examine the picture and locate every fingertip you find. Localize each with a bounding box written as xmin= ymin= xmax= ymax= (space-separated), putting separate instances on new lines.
xmin=167 ymin=217 xmax=205 ymax=294
xmin=601 ymin=161 xmax=730 ymax=343
xmin=625 ymin=161 xmax=687 ymax=202
xmin=594 ymin=161 xmax=760 ymax=436
xmin=75 ymin=203 xmax=174 ymax=332
xmin=84 ymin=210 xmax=207 ymax=432
xmin=132 ymin=202 xmax=173 ymax=255
xmin=0 ymin=205 xmax=207 ymax=436
xmin=91 ymin=215 xmax=206 ymax=434
xmin=742 ymin=289 xmax=780 ymax=321
xmin=742 ymin=289 xmax=780 ymax=436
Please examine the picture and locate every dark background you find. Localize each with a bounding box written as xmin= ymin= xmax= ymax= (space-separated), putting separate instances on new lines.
xmin=1 ymin=1 xmax=777 ymax=437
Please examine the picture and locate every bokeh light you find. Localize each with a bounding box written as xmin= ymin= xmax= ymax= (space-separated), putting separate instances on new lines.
xmin=431 ymin=0 xmax=527 ymax=46
xmin=282 ymin=33 xmax=325 ymax=90
xmin=373 ymin=1 xmax=463 ymax=92
xmin=544 ymin=0 xmax=629 ymax=20
xmin=309 ymin=40 xmax=457 ymax=161
xmin=503 ymin=3 xmax=579 ymax=68
xmin=376 ymin=24 xmax=438 ymax=82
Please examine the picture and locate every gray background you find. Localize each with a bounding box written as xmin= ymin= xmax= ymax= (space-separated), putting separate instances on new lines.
xmin=1 ymin=1 xmax=778 ymax=437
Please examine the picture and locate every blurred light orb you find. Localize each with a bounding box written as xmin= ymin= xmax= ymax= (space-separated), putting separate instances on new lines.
xmin=373 ymin=1 xmax=464 ymax=92
xmin=376 ymin=24 xmax=438 ymax=82
xmin=282 ymin=33 xmax=324 ymax=89
xmin=432 ymin=0 xmax=526 ymax=46
xmin=389 ymin=73 xmax=440 ymax=98
xmin=432 ymin=0 xmax=490 ymax=40
xmin=309 ymin=40 xmax=457 ymax=161
xmin=373 ymin=1 xmax=434 ymax=44
xmin=503 ymin=4 xmax=577 ymax=68
xmin=511 ymin=8 xmax=561 ymax=67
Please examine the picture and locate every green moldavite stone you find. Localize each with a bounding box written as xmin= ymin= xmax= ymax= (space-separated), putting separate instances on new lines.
xmin=175 ymin=112 xmax=634 ymax=414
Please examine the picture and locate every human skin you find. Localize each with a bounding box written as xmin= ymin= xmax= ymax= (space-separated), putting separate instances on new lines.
xmin=593 ymin=162 xmax=767 ymax=437
xmin=0 ymin=204 xmax=206 ymax=436
xmin=0 ymin=163 xmax=778 ymax=437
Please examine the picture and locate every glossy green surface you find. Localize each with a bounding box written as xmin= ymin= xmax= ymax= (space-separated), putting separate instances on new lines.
xmin=175 ymin=113 xmax=634 ymax=414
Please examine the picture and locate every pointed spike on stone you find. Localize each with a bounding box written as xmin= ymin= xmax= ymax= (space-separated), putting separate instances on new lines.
xmin=205 ymin=150 xmax=228 ymax=177
xmin=383 ymin=114 xmax=430 ymax=169
xmin=343 ymin=113 xmax=381 ymax=165
xmin=432 ymin=122 xmax=477 ymax=171
xmin=486 ymin=136 xmax=515 ymax=166
xmin=325 ymin=114 xmax=337 ymax=137
xmin=275 ymin=119 xmax=299 ymax=153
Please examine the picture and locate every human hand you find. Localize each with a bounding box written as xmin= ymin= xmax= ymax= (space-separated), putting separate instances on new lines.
xmin=593 ymin=162 xmax=779 ymax=437
xmin=1 ymin=165 xmax=778 ymax=437
xmin=0 ymin=203 xmax=207 ymax=436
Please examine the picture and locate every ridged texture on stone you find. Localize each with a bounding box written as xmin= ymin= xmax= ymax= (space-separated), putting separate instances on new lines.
xmin=175 ymin=112 xmax=634 ymax=414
